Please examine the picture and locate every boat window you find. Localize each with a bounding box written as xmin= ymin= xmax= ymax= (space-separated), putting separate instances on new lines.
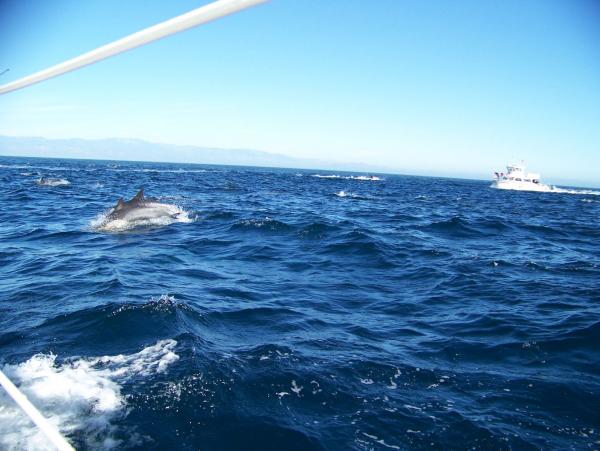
xmin=515 ymin=178 xmax=522 ymax=181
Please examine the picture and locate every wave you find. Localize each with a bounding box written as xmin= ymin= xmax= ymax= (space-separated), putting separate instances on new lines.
xmin=319 ymin=230 xmax=394 ymax=267
xmin=421 ymin=216 xmax=509 ymax=238
xmin=334 ymin=191 xmax=370 ymax=200
xmin=3 ymin=157 xmax=600 ymax=449
xmin=230 ymin=217 xmax=293 ymax=233
xmin=297 ymin=221 xmax=340 ymax=239
xmin=0 ymin=339 xmax=178 ymax=450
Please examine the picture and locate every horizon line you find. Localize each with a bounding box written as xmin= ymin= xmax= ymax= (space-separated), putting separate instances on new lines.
xmin=1 ymin=134 xmax=599 ymax=189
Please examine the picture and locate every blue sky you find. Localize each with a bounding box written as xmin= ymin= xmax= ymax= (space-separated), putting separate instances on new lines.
xmin=0 ymin=0 xmax=599 ymax=184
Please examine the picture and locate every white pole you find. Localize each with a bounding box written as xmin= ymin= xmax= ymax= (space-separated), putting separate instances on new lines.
xmin=0 ymin=0 xmax=268 ymax=95
xmin=0 ymin=369 xmax=74 ymax=451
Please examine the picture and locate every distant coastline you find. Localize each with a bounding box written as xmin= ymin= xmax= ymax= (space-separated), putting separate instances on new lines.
xmin=0 ymin=135 xmax=395 ymax=175
xmin=1 ymin=135 xmax=598 ymax=189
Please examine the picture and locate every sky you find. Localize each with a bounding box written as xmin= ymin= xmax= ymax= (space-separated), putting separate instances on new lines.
xmin=0 ymin=0 xmax=599 ymax=185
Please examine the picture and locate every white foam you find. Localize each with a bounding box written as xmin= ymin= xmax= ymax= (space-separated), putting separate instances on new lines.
xmin=291 ymin=380 xmax=303 ymax=396
xmin=334 ymin=190 xmax=366 ymax=199
xmin=107 ymin=168 xmax=207 ymax=174
xmin=313 ymin=174 xmax=381 ymax=181
xmin=312 ymin=174 xmax=342 ymax=179
xmin=493 ymin=183 xmax=600 ymax=195
xmin=361 ymin=432 xmax=401 ymax=449
xmin=552 ymin=187 xmax=600 ymax=196
xmin=0 ymin=339 xmax=178 ymax=450
xmin=352 ymin=175 xmax=381 ymax=181
xmin=91 ymin=203 xmax=193 ymax=232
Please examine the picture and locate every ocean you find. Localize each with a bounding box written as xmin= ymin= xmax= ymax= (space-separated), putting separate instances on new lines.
xmin=0 ymin=156 xmax=599 ymax=450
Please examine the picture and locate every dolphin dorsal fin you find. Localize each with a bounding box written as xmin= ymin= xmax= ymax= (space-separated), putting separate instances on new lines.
xmin=115 ymin=198 xmax=125 ymax=210
xmin=132 ymin=188 xmax=144 ymax=203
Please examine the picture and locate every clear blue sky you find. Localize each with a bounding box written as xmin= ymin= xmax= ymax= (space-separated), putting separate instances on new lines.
xmin=0 ymin=0 xmax=599 ymax=184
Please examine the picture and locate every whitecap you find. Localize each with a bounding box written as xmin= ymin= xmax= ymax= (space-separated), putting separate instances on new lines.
xmin=312 ymin=174 xmax=342 ymax=179
xmin=313 ymin=174 xmax=381 ymax=181
xmin=0 ymin=339 xmax=179 ymax=450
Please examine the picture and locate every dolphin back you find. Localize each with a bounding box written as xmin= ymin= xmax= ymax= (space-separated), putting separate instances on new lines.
xmin=131 ymin=188 xmax=144 ymax=205
xmin=108 ymin=188 xmax=145 ymax=220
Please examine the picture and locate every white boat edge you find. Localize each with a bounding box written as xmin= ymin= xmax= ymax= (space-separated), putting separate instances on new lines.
xmin=491 ymin=162 xmax=555 ymax=193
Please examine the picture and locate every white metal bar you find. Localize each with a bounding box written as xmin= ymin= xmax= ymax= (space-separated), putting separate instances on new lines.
xmin=0 ymin=369 xmax=74 ymax=451
xmin=0 ymin=0 xmax=268 ymax=95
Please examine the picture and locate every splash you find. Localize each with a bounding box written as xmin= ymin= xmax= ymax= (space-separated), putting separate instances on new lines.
xmin=0 ymin=340 xmax=178 ymax=450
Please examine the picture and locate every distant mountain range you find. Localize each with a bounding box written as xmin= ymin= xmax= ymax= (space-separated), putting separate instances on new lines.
xmin=0 ymin=135 xmax=394 ymax=174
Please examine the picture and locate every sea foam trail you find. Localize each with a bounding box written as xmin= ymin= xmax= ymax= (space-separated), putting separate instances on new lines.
xmin=553 ymin=187 xmax=600 ymax=196
xmin=0 ymin=340 xmax=178 ymax=450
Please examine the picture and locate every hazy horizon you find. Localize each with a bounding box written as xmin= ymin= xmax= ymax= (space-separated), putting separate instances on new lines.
xmin=2 ymin=134 xmax=599 ymax=189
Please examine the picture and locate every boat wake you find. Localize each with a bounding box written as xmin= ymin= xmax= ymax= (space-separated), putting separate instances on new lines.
xmin=0 ymin=340 xmax=179 ymax=450
xmin=552 ymin=187 xmax=600 ymax=196
xmin=491 ymin=183 xmax=600 ymax=196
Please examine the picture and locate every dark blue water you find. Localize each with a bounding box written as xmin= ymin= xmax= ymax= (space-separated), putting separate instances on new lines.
xmin=1 ymin=156 xmax=599 ymax=450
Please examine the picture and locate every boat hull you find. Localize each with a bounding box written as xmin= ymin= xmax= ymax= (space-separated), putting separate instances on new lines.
xmin=491 ymin=180 xmax=554 ymax=193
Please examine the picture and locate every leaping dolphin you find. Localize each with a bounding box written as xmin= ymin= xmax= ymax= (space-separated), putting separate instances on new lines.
xmin=104 ymin=188 xmax=182 ymax=224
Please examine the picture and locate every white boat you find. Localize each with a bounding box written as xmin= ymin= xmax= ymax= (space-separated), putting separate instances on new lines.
xmin=491 ymin=162 xmax=554 ymax=192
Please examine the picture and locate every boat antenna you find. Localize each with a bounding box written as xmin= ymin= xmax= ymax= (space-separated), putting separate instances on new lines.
xmin=0 ymin=69 xmax=9 ymax=77
xmin=0 ymin=0 xmax=268 ymax=96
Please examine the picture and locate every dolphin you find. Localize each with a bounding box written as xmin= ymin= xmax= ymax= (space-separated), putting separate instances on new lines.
xmin=104 ymin=188 xmax=181 ymax=223
xmin=37 ymin=177 xmax=70 ymax=186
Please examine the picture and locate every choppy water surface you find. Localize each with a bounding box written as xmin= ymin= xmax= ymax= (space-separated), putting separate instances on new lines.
xmin=1 ymin=157 xmax=599 ymax=450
